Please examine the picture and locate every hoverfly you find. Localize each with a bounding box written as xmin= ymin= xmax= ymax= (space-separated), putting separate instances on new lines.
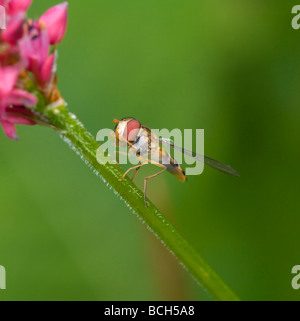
xmin=112 ymin=118 xmax=239 ymax=206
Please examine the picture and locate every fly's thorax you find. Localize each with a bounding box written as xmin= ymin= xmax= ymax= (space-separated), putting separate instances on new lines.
xmin=131 ymin=126 xmax=151 ymax=157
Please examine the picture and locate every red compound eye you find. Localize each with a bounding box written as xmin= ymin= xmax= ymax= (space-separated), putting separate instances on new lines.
xmin=126 ymin=119 xmax=141 ymax=142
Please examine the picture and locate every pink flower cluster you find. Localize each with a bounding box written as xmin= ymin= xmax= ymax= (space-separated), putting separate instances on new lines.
xmin=0 ymin=0 xmax=68 ymax=140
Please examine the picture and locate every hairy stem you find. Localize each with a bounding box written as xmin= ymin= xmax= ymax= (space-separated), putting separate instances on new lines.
xmin=41 ymin=103 xmax=240 ymax=301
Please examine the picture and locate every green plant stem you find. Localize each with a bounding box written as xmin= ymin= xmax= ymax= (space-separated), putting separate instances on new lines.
xmin=41 ymin=103 xmax=240 ymax=301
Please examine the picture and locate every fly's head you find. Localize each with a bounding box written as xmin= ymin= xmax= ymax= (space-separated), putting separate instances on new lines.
xmin=113 ymin=118 xmax=141 ymax=146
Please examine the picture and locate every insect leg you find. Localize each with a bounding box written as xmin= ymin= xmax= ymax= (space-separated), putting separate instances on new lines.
xmin=119 ymin=163 xmax=146 ymax=182
xmin=114 ymin=151 xmax=120 ymax=164
xmin=114 ymin=150 xmax=130 ymax=164
xmin=143 ymin=164 xmax=167 ymax=207
xmin=131 ymin=162 xmax=142 ymax=181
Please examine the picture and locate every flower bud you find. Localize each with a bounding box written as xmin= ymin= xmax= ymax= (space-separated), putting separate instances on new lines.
xmin=39 ymin=2 xmax=68 ymax=45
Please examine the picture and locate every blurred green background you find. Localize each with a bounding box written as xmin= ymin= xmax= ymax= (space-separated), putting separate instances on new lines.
xmin=1 ymin=0 xmax=300 ymax=301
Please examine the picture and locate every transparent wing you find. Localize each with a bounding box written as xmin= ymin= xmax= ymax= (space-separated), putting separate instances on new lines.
xmin=153 ymin=137 xmax=240 ymax=177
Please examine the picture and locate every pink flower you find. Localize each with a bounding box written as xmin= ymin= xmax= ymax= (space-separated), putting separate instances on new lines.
xmin=0 ymin=65 xmax=37 ymax=139
xmin=0 ymin=1 xmax=69 ymax=139
xmin=0 ymin=106 xmax=36 ymax=140
xmin=40 ymin=52 xmax=56 ymax=84
xmin=2 ymin=13 xmax=25 ymax=45
xmin=0 ymin=0 xmax=32 ymax=17
xmin=0 ymin=0 xmax=31 ymax=46
xmin=39 ymin=2 xmax=68 ymax=45
xmin=9 ymin=0 xmax=32 ymax=16
xmin=19 ymin=22 xmax=56 ymax=86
